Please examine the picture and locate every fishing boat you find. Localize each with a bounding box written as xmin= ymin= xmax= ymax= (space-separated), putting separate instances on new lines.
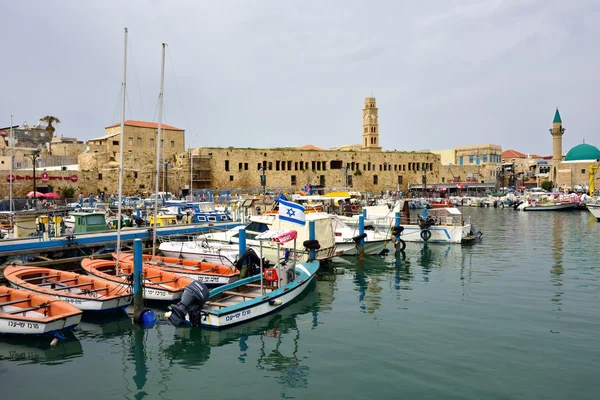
xmin=81 ymin=259 xmax=193 ymax=301
xmin=166 ymin=230 xmax=320 ymax=329
xmin=114 ymin=252 xmax=240 ymax=287
xmin=0 ymin=286 xmax=83 ymax=337
xmin=3 ymin=266 xmax=132 ymax=312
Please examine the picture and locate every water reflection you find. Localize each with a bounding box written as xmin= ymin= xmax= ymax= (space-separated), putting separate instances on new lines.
xmin=0 ymin=333 xmax=83 ymax=365
xmin=550 ymin=213 xmax=564 ymax=311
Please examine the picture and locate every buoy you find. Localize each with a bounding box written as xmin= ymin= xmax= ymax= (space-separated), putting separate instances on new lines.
xmin=269 ymin=299 xmax=283 ymax=306
xmin=50 ymin=338 xmax=59 ymax=347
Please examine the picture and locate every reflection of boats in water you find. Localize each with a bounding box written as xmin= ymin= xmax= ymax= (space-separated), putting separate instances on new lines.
xmin=0 ymin=334 xmax=83 ymax=364
xmin=75 ymin=314 xmax=134 ymax=340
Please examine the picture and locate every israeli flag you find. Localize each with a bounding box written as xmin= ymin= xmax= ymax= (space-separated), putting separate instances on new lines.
xmin=278 ymin=199 xmax=306 ymax=226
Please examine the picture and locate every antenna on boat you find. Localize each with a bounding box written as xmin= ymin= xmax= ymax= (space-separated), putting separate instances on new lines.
xmin=116 ymin=27 xmax=128 ymax=267
xmin=152 ymin=43 xmax=167 ymax=259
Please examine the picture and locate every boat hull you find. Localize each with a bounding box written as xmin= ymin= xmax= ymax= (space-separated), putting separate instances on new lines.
xmin=523 ymin=202 xmax=578 ymax=211
xmin=336 ymin=239 xmax=387 ymax=256
xmin=586 ymin=204 xmax=600 ymax=221
xmin=0 ymin=315 xmax=81 ymax=336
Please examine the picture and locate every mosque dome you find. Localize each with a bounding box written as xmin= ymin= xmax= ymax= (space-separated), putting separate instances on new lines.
xmin=564 ymin=143 xmax=600 ymax=162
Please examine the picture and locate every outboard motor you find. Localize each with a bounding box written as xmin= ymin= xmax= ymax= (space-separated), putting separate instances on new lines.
xmin=167 ymin=281 xmax=210 ymax=327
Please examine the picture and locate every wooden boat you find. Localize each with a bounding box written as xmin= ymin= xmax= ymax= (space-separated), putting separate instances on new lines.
xmin=81 ymin=258 xmax=193 ymax=301
xmin=4 ymin=266 xmax=132 ymax=312
xmin=0 ymin=286 xmax=83 ymax=337
xmin=193 ymin=230 xmax=319 ymax=329
xmin=114 ymin=253 xmax=240 ymax=287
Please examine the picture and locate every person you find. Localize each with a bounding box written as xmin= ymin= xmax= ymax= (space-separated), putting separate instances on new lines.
xmin=88 ymin=193 xmax=94 ymax=206
xmin=78 ymin=193 xmax=83 ymax=205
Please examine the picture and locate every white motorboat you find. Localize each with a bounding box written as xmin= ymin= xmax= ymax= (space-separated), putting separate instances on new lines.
xmin=198 ymin=213 xmax=339 ymax=263
xmin=586 ymin=203 xmax=600 ymax=221
xmin=158 ymin=235 xmax=240 ymax=266
xmin=328 ymin=213 xmax=390 ymax=255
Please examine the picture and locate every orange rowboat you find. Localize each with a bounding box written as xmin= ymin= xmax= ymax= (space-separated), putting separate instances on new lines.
xmin=114 ymin=253 xmax=240 ymax=286
xmin=3 ymin=266 xmax=132 ymax=312
xmin=81 ymin=258 xmax=193 ymax=301
xmin=0 ymin=286 xmax=83 ymax=337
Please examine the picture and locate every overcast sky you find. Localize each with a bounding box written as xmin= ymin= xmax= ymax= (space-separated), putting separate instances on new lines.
xmin=2 ymin=0 xmax=598 ymax=156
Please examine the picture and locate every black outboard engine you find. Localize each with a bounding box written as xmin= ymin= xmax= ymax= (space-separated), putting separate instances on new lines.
xmin=167 ymin=281 xmax=210 ymax=327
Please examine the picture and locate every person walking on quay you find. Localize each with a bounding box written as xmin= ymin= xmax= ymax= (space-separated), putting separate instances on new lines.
xmin=78 ymin=193 xmax=83 ymax=206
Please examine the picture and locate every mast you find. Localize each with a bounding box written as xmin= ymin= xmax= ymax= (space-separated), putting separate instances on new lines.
xmin=9 ymin=115 xmax=13 ymax=213
xmin=152 ymin=43 xmax=166 ymax=258
xmin=116 ymin=27 xmax=128 ymax=263
xmin=189 ymin=147 xmax=193 ymax=201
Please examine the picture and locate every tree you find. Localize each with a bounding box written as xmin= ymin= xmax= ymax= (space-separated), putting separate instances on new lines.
xmin=62 ymin=186 xmax=76 ymax=199
xmin=40 ymin=115 xmax=61 ymax=153
xmin=541 ymin=180 xmax=553 ymax=192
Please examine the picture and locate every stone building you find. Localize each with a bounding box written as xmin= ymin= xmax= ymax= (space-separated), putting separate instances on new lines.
xmin=191 ymin=97 xmax=441 ymax=194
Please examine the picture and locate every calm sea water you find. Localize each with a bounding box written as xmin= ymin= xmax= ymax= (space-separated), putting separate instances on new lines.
xmin=1 ymin=208 xmax=599 ymax=400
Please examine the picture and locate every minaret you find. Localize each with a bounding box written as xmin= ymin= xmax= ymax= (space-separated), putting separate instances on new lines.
xmin=361 ymin=97 xmax=382 ymax=152
xmin=549 ymin=107 xmax=565 ymax=184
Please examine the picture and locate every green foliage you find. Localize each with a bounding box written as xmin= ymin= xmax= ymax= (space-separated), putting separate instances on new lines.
xmin=62 ymin=186 xmax=76 ymax=199
xmin=541 ymin=180 xmax=553 ymax=191
xmin=354 ymin=168 xmax=362 ymax=176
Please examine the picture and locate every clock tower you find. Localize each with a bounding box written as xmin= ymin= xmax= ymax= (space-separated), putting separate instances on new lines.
xmin=361 ymin=97 xmax=382 ymax=152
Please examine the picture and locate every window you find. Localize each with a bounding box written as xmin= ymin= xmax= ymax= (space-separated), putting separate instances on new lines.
xmin=483 ymin=154 xmax=488 ymax=163
xmin=291 ymin=175 xmax=297 ymax=185
xmin=244 ymin=163 xmax=248 ymax=170
xmin=269 ymin=162 xmax=273 ymax=170
xmin=225 ymin=160 xmax=229 ymax=171
xmin=276 ymin=161 xmax=280 ymax=171
xmin=288 ymin=161 xmax=292 ymax=171
xmin=134 ymin=171 xmax=138 ymax=179
xmin=373 ymin=175 xmax=378 ymax=185
xmin=581 ymin=169 xmax=586 ymax=174
xmin=150 ymin=138 xmax=154 ymax=148
xmin=476 ymin=156 xmax=480 ymax=165
xmin=230 ymin=175 xmax=234 ymax=181
xmin=442 ymin=177 xmax=445 ymax=183
xmin=139 ymin=184 xmax=145 ymax=189
xmin=397 ymin=176 xmax=403 ymax=184
xmin=137 ymin=138 xmax=142 ymax=147
xmin=170 ymin=141 xmax=174 ymax=148
xmin=112 ymin=141 xmax=119 ymax=146
xmin=16 ymin=162 xmax=22 ymax=168
xmin=128 ymin=137 xmax=133 ymax=146
xmin=459 ymin=157 xmax=463 ymax=166
xmin=469 ymin=155 xmax=474 ymax=164
xmin=238 ymin=162 xmax=243 ymax=171
xmin=98 ymin=173 xmax=102 ymax=180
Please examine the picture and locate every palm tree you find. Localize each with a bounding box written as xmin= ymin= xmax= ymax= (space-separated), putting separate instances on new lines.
xmin=40 ymin=116 xmax=60 ymax=153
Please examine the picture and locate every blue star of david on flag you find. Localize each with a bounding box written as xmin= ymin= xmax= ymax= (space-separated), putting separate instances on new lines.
xmin=279 ymin=199 xmax=306 ymax=226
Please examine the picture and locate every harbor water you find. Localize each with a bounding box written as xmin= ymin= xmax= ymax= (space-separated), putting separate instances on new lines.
xmin=1 ymin=207 xmax=599 ymax=399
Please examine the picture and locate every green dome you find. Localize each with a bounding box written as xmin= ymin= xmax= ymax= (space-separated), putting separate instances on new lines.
xmin=564 ymin=143 xmax=600 ymax=162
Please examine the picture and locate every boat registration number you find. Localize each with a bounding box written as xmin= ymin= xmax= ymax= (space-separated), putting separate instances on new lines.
xmin=197 ymin=276 xmax=221 ymax=283
xmin=225 ymin=309 xmax=252 ymax=322
xmin=8 ymin=321 xmax=39 ymax=329
xmin=145 ymin=289 xmax=167 ymax=297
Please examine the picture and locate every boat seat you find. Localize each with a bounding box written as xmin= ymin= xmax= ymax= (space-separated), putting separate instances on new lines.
xmin=23 ymin=274 xmax=61 ymax=282
xmin=149 ymin=279 xmax=178 ymax=284
xmin=222 ymin=290 xmax=260 ymax=298
xmin=204 ymin=300 xmax=229 ymax=308
xmin=246 ymin=283 xmax=278 ymax=290
xmin=0 ymin=293 xmax=10 ymax=298
xmin=4 ymin=304 xmax=50 ymax=315
xmin=0 ymin=298 xmax=32 ymax=307
xmin=144 ymin=275 xmax=163 ymax=280
xmin=52 ymin=282 xmax=95 ymax=291
xmin=38 ymin=277 xmax=79 ymax=287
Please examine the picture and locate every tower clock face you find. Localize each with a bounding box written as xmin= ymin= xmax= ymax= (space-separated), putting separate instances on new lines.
xmin=371 ymin=114 xmax=376 ymax=119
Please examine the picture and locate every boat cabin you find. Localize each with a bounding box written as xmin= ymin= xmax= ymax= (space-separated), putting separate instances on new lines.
xmin=70 ymin=212 xmax=108 ymax=233
xmin=149 ymin=214 xmax=179 ymax=227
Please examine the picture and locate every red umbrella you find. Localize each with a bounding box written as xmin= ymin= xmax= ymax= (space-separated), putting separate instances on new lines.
xmin=44 ymin=192 xmax=60 ymax=199
xmin=26 ymin=191 xmax=45 ymax=198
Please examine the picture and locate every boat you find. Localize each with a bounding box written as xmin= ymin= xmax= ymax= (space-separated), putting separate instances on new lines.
xmin=586 ymin=202 xmax=600 ymax=221
xmin=81 ymin=259 xmax=194 ymax=301
xmin=114 ymin=252 xmax=240 ymax=287
xmin=328 ymin=213 xmax=390 ymax=255
xmin=198 ymin=213 xmax=338 ymax=263
xmin=0 ymin=286 xmax=83 ymax=337
xmin=3 ymin=266 xmax=132 ymax=312
xmin=353 ymin=201 xmax=480 ymax=244
xmin=520 ymin=200 xmax=579 ymax=211
xmin=166 ymin=230 xmax=320 ymax=329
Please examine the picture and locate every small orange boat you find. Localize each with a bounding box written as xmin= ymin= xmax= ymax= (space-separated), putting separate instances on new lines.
xmin=3 ymin=266 xmax=132 ymax=312
xmin=114 ymin=253 xmax=239 ymax=286
xmin=81 ymin=258 xmax=193 ymax=301
xmin=0 ymin=286 xmax=83 ymax=337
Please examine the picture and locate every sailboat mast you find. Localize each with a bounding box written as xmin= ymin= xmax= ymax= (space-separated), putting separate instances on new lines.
xmin=189 ymin=147 xmax=193 ymax=201
xmin=116 ymin=27 xmax=128 ymax=259
xmin=9 ymin=115 xmax=13 ymax=213
xmin=152 ymin=43 xmax=166 ymax=258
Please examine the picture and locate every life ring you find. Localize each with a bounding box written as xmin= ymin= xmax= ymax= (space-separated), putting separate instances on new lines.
xmin=395 ymin=238 xmax=406 ymax=251
xmin=351 ymin=205 xmax=357 ymax=211
xmin=264 ymin=268 xmax=278 ymax=282
xmin=420 ymin=229 xmax=431 ymax=241
xmin=315 ymin=205 xmax=323 ymax=212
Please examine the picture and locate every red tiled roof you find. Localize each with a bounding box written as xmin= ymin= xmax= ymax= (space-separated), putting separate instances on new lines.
xmin=529 ymin=154 xmax=543 ymax=159
xmin=297 ymin=144 xmax=325 ymax=151
xmin=105 ymin=120 xmax=183 ymax=131
xmin=502 ymin=149 xmax=527 ymax=158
